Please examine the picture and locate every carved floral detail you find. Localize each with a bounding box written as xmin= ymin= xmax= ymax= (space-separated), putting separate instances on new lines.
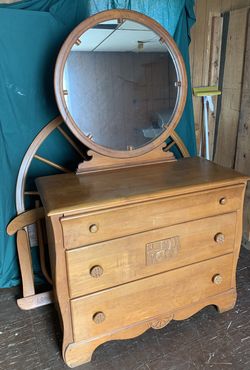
xmin=150 ymin=315 xmax=173 ymax=330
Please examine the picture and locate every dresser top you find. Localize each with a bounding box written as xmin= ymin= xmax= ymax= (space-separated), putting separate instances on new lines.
xmin=36 ymin=157 xmax=248 ymax=216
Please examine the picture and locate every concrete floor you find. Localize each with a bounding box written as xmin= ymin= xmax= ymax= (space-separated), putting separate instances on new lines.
xmin=0 ymin=248 xmax=250 ymax=370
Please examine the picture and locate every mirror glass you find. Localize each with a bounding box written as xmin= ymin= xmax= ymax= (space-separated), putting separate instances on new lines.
xmin=63 ymin=19 xmax=179 ymax=151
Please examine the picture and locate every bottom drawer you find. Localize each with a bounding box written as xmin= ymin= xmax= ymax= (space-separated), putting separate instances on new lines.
xmin=71 ymin=253 xmax=233 ymax=342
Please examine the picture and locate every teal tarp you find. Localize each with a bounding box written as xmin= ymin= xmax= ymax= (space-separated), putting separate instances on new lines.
xmin=0 ymin=0 xmax=196 ymax=288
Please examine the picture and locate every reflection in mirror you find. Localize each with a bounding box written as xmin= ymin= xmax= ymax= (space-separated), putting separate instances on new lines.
xmin=63 ymin=20 xmax=178 ymax=151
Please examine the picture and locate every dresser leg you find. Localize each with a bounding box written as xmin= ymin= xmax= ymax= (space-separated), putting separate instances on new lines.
xmin=63 ymin=316 xmax=171 ymax=367
xmin=62 ymin=289 xmax=237 ymax=367
xmin=64 ymin=340 xmax=104 ymax=368
xmin=215 ymin=289 xmax=237 ymax=313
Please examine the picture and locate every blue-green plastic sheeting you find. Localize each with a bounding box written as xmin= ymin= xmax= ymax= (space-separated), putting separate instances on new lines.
xmin=0 ymin=0 xmax=196 ymax=288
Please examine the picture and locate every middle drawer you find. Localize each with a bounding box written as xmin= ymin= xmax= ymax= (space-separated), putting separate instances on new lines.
xmin=66 ymin=212 xmax=236 ymax=298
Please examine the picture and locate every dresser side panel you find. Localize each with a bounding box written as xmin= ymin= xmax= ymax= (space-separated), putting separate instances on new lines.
xmin=47 ymin=215 xmax=74 ymax=361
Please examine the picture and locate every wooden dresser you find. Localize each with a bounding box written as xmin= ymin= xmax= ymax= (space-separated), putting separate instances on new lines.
xmin=36 ymin=157 xmax=248 ymax=367
xmin=32 ymin=9 xmax=250 ymax=367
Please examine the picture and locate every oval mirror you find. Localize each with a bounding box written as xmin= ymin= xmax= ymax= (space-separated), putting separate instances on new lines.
xmin=55 ymin=10 xmax=187 ymax=158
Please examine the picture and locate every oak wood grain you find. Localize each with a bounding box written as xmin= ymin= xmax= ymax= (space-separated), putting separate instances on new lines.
xmin=70 ymin=253 xmax=234 ymax=342
xmin=16 ymin=230 xmax=35 ymax=298
xmin=64 ymin=288 xmax=237 ymax=367
xmin=66 ymin=212 xmax=236 ymax=298
xmin=61 ymin=185 xmax=243 ymax=249
xmin=36 ymin=157 xmax=249 ymax=217
xmin=35 ymin=8 xmax=249 ymax=367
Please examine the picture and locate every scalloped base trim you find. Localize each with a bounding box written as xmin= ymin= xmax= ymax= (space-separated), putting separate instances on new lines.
xmin=64 ymin=288 xmax=236 ymax=368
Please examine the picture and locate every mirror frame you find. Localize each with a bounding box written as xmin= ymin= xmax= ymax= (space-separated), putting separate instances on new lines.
xmin=54 ymin=9 xmax=187 ymax=159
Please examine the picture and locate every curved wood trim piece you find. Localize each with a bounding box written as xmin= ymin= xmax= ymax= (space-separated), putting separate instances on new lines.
xmin=64 ymin=289 xmax=236 ymax=368
xmin=16 ymin=116 xmax=63 ymax=214
xmin=49 ymin=216 xmax=74 ymax=359
xmin=7 ymin=207 xmax=45 ymax=235
xmin=171 ymin=131 xmax=190 ymax=158
xmin=54 ymin=9 xmax=187 ymax=160
xmin=76 ymin=143 xmax=175 ymax=174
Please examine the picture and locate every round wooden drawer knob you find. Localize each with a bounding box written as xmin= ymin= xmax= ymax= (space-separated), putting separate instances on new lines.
xmin=212 ymin=274 xmax=223 ymax=285
xmin=89 ymin=224 xmax=98 ymax=233
xmin=93 ymin=312 xmax=105 ymax=324
xmin=90 ymin=265 xmax=103 ymax=278
xmin=214 ymin=233 xmax=225 ymax=244
xmin=219 ymin=197 xmax=227 ymax=205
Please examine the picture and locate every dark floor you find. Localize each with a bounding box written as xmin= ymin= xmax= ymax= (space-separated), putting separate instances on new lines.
xmin=1 ymin=249 xmax=250 ymax=370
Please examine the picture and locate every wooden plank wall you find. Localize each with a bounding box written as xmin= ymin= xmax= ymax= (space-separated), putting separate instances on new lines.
xmin=191 ymin=0 xmax=250 ymax=244
xmin=235 ymin=12 xmax=250 ymax=175
xmin=190 ymin=0 xmax=250 ymax=152
xmin=214 ymin=8 xmax=249 ymax=167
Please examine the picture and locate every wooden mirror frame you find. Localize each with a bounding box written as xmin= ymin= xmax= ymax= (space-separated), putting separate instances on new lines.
xmin=54 ymin=9 xmax=187 ymax=160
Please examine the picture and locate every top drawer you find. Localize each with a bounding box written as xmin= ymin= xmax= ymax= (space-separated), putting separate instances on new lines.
xmin=61 ymin=185 xmax=244 ymax=249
